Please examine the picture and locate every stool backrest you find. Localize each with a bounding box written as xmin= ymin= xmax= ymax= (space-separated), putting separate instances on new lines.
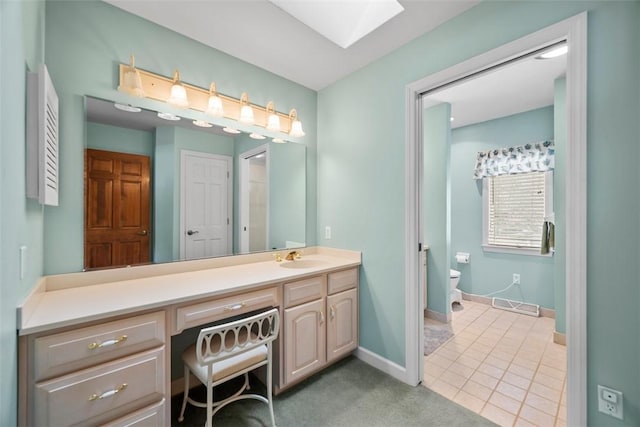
xmin=195 ymin=308 xmax=280 ymax=366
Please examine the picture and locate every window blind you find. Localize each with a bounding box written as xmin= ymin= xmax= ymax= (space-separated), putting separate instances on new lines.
xmin=487 ymin=171 xmax=546 ymax=248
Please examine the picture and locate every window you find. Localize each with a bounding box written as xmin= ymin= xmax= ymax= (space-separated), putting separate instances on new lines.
xmin=482 ymin=171 xmax=553 ymax=254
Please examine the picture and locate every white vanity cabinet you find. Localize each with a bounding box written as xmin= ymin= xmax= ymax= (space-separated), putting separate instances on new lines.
xmin=21 ymin=311 xmax=167 ymax=426
xmin=281 ymin=267 xmax=358 ymax=388
xmin=18 ymin=248 xmax=361 ymax=424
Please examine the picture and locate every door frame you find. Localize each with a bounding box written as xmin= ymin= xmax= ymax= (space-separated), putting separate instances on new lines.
xmin=179 ymin=150 xmax=233 ymax=259
xmin=238 ymin=144 xmax=270 ymax=253
xmin=404 ymin=13 xmax=587 ymax=426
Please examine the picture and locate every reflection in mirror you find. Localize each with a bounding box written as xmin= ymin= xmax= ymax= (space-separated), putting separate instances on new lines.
xmin=84 ymin=96 xmax=306 ymax=270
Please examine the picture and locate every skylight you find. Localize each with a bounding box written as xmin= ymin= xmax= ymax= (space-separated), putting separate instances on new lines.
xmin=269 ymin=0 xmax=404 ymax=49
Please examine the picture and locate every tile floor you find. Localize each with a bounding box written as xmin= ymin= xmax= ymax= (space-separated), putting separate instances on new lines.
xmin=423 ymin=300 xmax=567 ymax=427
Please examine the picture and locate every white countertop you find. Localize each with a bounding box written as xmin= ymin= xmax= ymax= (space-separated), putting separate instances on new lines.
xmin=18 ymin=247 xmax=360 ymax=335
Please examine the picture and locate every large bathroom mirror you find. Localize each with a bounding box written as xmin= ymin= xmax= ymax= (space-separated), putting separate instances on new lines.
xmin=84 ymin=96 xmax=306 ymax=270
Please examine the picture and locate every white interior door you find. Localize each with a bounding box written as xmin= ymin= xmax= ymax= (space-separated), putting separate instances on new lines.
xmin=180 ymin=151 xmax=232 ymax=260
xmin=239 ymin=145 xmax=269 ymax=253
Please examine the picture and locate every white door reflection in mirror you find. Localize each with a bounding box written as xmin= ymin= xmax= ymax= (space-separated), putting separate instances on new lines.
xmin=180 ymin=150 xmax=232 ymax=260
xmin=240 ymin=145 xmax=269 ymax=253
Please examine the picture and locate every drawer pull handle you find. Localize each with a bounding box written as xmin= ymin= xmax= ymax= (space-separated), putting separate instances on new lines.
xmin=319 ymin=311 xmax=325 ymax=325
xmin=330 ymin=306 xmax=335 ymax=320
xmin=88 ymin=383 xmax=127 ymax=401
xmin=223 ymin=302 xmax=246 ymax=312
xmin=88 ymin=335 xmax=128 ymax=350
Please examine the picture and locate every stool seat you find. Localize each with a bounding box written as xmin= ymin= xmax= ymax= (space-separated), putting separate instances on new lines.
xmin=182 ymin=343 xmax=267 ymax=383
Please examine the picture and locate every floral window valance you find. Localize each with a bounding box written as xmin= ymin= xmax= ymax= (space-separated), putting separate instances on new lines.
xmin=473 ymin=140 xmax=555 ymax=180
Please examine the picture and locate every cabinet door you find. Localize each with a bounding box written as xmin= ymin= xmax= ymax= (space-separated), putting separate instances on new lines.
xmin=327 ymin=288 xmax=358 ymax=363
xmin=284 ymin=299 xmax=326 ymax=385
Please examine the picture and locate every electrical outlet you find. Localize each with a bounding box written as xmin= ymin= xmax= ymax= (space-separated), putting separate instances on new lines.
xmin=512 ymin=273 xmax=520 ymax=284
xmin=325 ymin=226 xmax=331 ymax=239
xmin=598 ymin=385 xmax=623 ymax=420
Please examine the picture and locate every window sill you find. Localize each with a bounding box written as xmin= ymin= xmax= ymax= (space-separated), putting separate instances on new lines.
xmin=482 ymin=244 xmax=553 ymax=257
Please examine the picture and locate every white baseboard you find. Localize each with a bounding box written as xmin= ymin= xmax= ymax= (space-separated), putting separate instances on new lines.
xmin=355 ymin=346 xmax=409 ymax=384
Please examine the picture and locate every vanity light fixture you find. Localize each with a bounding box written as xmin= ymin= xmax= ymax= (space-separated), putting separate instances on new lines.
xmin=205 ymin=82 xmax=224 ymax=117
xmin=536 ymin=43 xmax=568 ymax=59
xmin=117 ymin=60 xmax=304 ymax=139
xmin=223 ymin=127 xmax=241 ymax=134
xmin=238 ymin=92 xmax=254 ymax=124
xmin=288 ymin=109 xmax=305 ymax=137
xmin=249 ymin=133 xmax=266 ymax=140
xmin=266 ymin=101 xmax=281 ymax=132
xmin=167 ymin=70 xmax=189 ymax=109
xmin=117 ymin=54 xmax=146 ymax=98
xmin=157 ymin=111 xmax=180 ymax=121
xmin=272 ymin=138 xmax=287 ymax=144
xmin=193 ymin=119 xmax=213 ymax=128
xmin=114 ymin=103 xmax=141 ymax=113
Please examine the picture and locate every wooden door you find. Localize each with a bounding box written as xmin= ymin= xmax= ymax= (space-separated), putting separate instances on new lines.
xmin=326 ymin=288 xmax=358 ymax=363
xmin=181 ymin=151 xmax=231 ymax=260
xmin=85 ymin=149 xmax=150 ymax=270
xmin=284 ymin=298 xmax=326 ymax=385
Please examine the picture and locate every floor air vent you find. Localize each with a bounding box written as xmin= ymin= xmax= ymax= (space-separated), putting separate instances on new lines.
xmin=492 ymin=297 xmax=540 ymax=317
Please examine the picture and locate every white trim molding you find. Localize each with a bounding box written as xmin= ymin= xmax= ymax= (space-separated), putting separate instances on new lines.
xmin=404 ymin=12 xmax=587 ymax=426
xmin=355 ymin=346 xmax=407 ymax=383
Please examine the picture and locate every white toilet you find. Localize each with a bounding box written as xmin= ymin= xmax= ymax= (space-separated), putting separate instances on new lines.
xmin=450 ymin=269 xmax=463 ymax=305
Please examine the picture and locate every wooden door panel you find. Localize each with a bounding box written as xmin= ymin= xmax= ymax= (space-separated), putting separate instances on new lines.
xmin=117 ymin=240 xmax=143 ymax=266
xmin=86 ymin=243 xmax=113 ymax=270
xmin=85 ymin=149 xmax=150 ymax=270
xmin=87 ymin=178 xmax=113 ymax=228
xmin=120 ymin=180 xmax=143 ymax=228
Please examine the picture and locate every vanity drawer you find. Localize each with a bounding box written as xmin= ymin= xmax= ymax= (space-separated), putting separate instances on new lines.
xmin=101 ymin=399 xmax=166 ymax=426
xmin=33 ymin=311 xmax=165 ymax=381
xmin=283 ymin=275 xmax=326 ymax=308
xmin=174 ymin=287 xmax=279 ymax=334
xmin=33 ymin=347 xmax=165 ymax=427
xmin=328 ymin=268 xmax=358 ymax=295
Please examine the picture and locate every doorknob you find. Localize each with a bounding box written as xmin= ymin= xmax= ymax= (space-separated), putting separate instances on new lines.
xmin=136 ymin=230 xmax=148 ymax=236
xmin=187 ymin=230 xmax=199 ymax=236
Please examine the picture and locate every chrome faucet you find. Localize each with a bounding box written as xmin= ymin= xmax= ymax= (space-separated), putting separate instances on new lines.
xmin=285 ymin=250 xmax=302 ymax=261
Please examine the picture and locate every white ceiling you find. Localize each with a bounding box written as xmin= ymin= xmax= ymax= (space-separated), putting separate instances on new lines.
xmin=104 ymin=0 xmax=480 ymax=91
xmin=423 ymin=49 xmax=567 ymax=128
xmin=102 ymin=0 xmax=564 ymax=127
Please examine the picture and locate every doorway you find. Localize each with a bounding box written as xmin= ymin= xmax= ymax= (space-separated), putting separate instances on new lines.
xmin=84 ymin=148 xmax=151 ymax=269
xmin=180 ymin=150 xmax=233 ymax=260
xmin=404 ymin=13 xmax=587 ymax=426
xmin=239 ymin=145 xmax=270 ymax=253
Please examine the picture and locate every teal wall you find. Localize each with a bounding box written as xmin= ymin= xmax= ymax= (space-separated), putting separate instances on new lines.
xmin=424 ymin=103 xmax=452 ymax=317
xmin=43 ymin=0 xmax=317 ymax=274
xmin=318 ymin=2 xmax=639 ymax=425
xmin=154 ymin=126 xmax=176 ymax=263
xmin=450 ymin=106 xmax=555 ymax=310
xmin=553 ymin=78 xmax=567 ymax=334
xmin=0 ymin=1 xmax=46 ymax=423
xmin=232 ymin=136 xmax=306 ymax=253
xmin=269 ymin=142 xmax=306 ymax=249
xmin=2 ymin=0 xmax=639 ymax=425
xmin=86 ymin=121 xmax=154 ymax=157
